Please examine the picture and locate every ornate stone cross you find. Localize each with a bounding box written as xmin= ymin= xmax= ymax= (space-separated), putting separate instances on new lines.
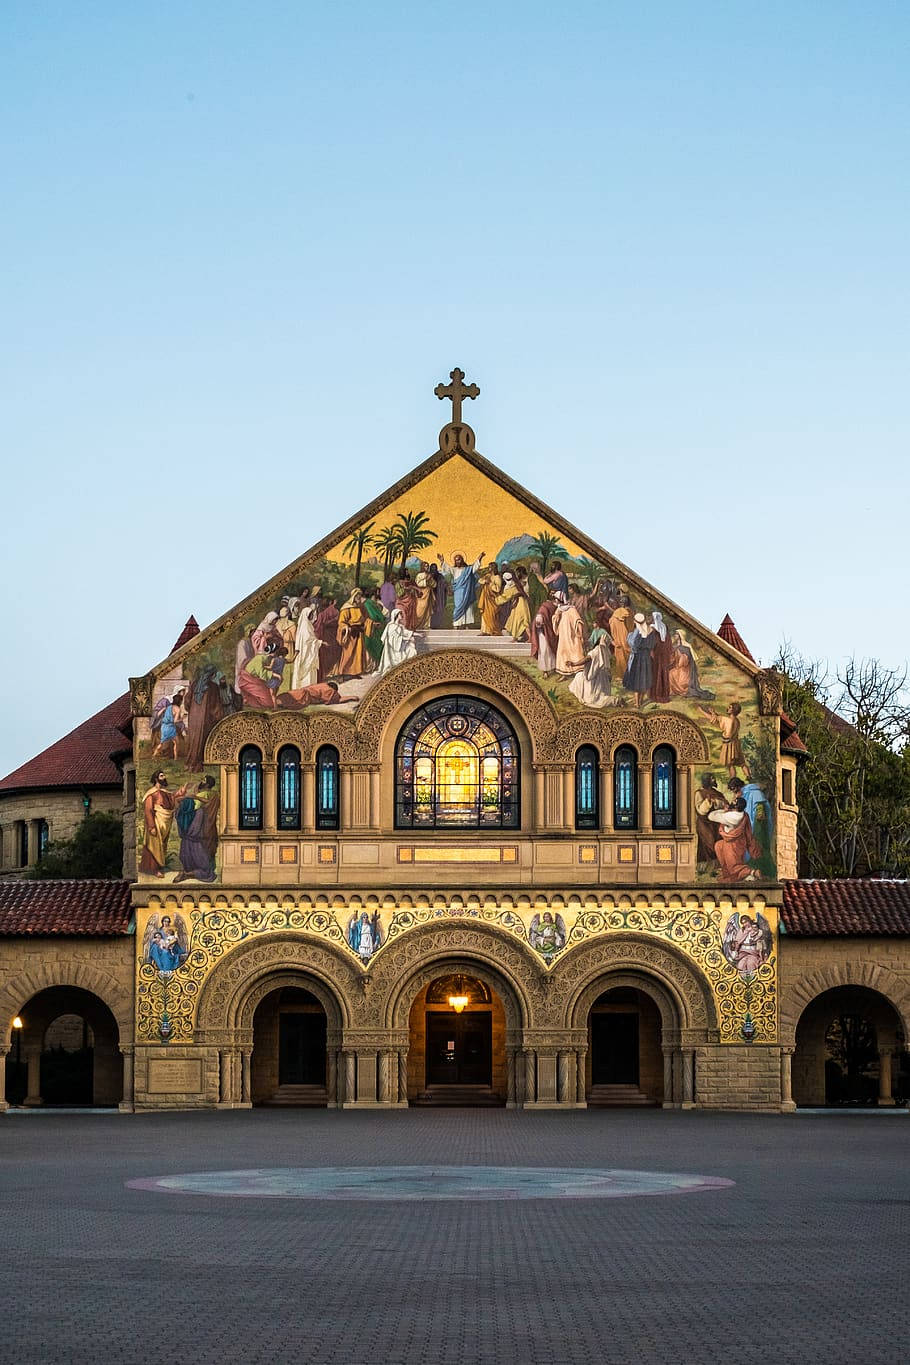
xmin=434 ymin=368 xmax=480 ymax=454
xmin=434 ymin=368 xmax=479 ymax=427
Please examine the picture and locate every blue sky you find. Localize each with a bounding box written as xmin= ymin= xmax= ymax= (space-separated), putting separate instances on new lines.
xmin=1 ymin=2 xmax=908 ymax=772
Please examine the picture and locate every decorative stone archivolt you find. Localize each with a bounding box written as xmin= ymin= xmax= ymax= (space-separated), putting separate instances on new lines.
xmin=549 ymin=710 xmax=709 ymax=763
xmin=779 ymin=958 xmax=910 ymax=1045
xmin=371 ymin=922 xmax=542 ymax=1031
xmin=354 ymin=650 xmax=556 ymax=763
xmin=194 ymin=932 xmax=359 ymax=1037
xmin=557 ymin=934 xmax=716 ymax=1033
xmin=0 ymin=960 xmax=134 ymax=1043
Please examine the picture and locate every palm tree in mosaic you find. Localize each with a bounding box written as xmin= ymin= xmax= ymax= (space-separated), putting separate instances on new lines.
xmin=342 ymin=521 xmax=376 ymax=587
xmin=373 ymin=524 xmax=403 ymax=578
xmin=575 ymin=556 xmax=608 ymax=592
xmin=393 ymin=510 xmax=437 ymax=573
xmin=528 ymin=530 xmax=569 ymax=568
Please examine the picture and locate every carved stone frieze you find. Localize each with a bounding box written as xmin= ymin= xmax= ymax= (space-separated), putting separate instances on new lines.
xmin=129 ymin=674 xmax=155 ymax=718
xmin=548 ymin=709 xmax=708 ymax=763
xmin=756 ymin=668 xmax=783 ymax=717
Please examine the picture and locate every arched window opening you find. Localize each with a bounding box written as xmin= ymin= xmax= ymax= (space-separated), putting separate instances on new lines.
xmin=575 ymin=745 xmax=599 ymax=830
xmin=277 ymin=746 xmax=301 ymax=831
xmin=239 ymin=745 xmax=263 ymax=830
xmin=613 ymin=745 xmax=638 ymax=830
xmin=37 ymin=819 xmax=50 ymax=861
xmin=652 ymin=745 xmax=677 ymax=830
xmin=316 ymin=746 xmax=340 ymax=830
xmin=395 ymin=696 xmax=519 ymax=829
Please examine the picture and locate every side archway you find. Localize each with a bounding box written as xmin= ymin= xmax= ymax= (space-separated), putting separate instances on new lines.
xmin=781 ymin=958 xmax=910 ymax=1046
xmin=195 ymin=932 xmax=360 ymax=1039
xmin=0 ymin=961 xmax=133 ymax=1044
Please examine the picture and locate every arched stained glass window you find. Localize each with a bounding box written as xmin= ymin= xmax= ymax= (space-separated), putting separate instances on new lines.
xmin=575 ymin=746 xmax=599 ymax=830
xmin=277 ymin=745 xmax=301 ymax=830
xmin=316 ymin=746 xmax=340 ymax=830
xmin=652 ymin=745 xmax=677 ymax=830
xmin=613 ymin=745 xmax=638 ymax=830
xmin=239 ymin=745 xmax=263 ymax=830
xmin=396 ymin=696 xmax=519 ymax=829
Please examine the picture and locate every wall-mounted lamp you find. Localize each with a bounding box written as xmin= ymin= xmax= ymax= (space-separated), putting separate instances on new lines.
xmin=12 ymin=1017 xmax=22 ymax=1030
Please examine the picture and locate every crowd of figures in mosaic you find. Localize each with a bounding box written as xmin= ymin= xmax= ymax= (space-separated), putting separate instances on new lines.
xmin=132 ymin=455 xmax=777 ymax=886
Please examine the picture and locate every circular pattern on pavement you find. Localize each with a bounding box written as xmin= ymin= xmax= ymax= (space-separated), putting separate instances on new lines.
xmin=127 ymin=1165 xmax=734 ymax=1200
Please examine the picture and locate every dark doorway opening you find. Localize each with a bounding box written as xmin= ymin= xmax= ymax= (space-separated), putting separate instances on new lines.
xmin=591 ymin=1013 xmax=639 ymax=1085
xmin=278 ymin=1012 xmax=327 ymax=1087
xmin=252 ymin=986 xmax=329 ymax=1105
xmin=426 ymin=1011 xmax=492 ymax=1087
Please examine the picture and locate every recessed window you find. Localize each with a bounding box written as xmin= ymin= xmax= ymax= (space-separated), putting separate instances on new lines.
xmin=652 ymin=745 xmax=677 ymax=830
xmin=396 ymin=696 xmax=519 ymax=830
xmin=277 ymin=746 xmax=301 ymax=831
xmin=613 ymin=745 xmax=638 ymax=830
xmin=316 ymin=746 xmax=340 ymax=830
xmin=782 ymin=768 xmax=793 ymax=805
xmin=575 ymin=745 xmax=599 ymax=830
xmin=239 ymin=745 xmax=263 ymax=830
xmin=37 ymin=820 xmax=49 ymax=861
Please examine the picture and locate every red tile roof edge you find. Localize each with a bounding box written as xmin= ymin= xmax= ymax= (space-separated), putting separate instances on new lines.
xmin=782 ymin=879 xmax=910 ymax=937
xmin=0 ymin=693 xmax=131 ymax=794
xmin=0 ymin=879 xmax=133 ymax=936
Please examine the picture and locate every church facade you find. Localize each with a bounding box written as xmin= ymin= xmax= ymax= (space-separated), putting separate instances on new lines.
xmin=2 ymin=374 xmax=909 ymax=1113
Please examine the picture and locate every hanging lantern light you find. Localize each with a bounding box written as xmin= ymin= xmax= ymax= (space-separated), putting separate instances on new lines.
xmin=448 ymin=975 xmax=469 ymax=1013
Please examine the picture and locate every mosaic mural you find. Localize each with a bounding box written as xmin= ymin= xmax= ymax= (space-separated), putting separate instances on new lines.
xmin=133 ymin=453 xmax=776 ymax=885
xmin=136 ymin=897 xmax=779 ymax=1046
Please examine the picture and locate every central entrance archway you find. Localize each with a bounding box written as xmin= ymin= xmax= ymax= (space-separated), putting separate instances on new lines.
xmin=409 ymin=973 xmax=506 ymax=1106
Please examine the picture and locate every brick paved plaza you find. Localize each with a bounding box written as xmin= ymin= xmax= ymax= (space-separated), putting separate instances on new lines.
xmin=1 ymin=1109 xmax=908 ymax=1365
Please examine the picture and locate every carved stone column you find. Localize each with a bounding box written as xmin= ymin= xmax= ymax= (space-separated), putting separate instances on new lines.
xmin=302 ymin=764 xmax=316 ymax=831
xmin=0 ymin=1046 xmax=9 ymax=1110
xmin=398 ymin=1050 xmax=408 ymax=1106
xmin=241 ymin=1050 xmax=252 ymax=1105
xmin=639 ymin=762 xmax=653 ymax=832
xmin=223 ymin=764 xmax=239 ymax=834
xmin=506 ymin=1049 xmax=517 ymax=1108
xmin=557 ymin=1050 xmax=572 ymax=1104
xmin=27 ymin=819 xmax=41 ymax=867
xmin=219 ymin=1050 xmax=231 ymax=1105
xmin=23 ymin=1047 xmax=42 ymax=1106
xmin=378 ymin=1050 xmax=391 ymax=1105
xmin=662 ymin=1048 xmax=675 ymax=1108
xmin=878 ymin=1050 xmax=895 ymax=1107
xmin=780 ymin=1047 xmax=796 ymax=1112
xmin=262 ymin=762 xmax=278 ymax=830
xmin=576 ymin=1049 xmax=587 ymax=1106
xmin=119 ymin=1046 xmax=135 ymax=1112
xmin=681 ymin=1049 xmax=695 ymax=1109
xmin=524 ymin=1049 xmax=536 ymax=1106
xmin=344 ymin=1050 xmax=356 ymax=1105
xmin=326 ymin=1048 xmax=338 ymax=1107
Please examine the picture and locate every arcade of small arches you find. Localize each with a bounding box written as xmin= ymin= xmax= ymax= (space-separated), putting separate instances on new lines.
xmin=6 ymin=930 xmax=908 ymax=1111
xmin=201 ymin=660 xmax=711 ymax=842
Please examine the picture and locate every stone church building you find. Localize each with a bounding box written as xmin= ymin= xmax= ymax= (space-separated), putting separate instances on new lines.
xmin=2 ymin=375 xmax=909 ymax=1114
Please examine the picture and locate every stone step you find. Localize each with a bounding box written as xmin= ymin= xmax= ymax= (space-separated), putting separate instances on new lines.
xmin=415 ymin=630 xmax=530 ymax=658
xmin=587 ymin=1084 xmax=658 ymax=1108
xmin=264 ymin=1084 xmax=328 ymax=1107
xmin=413 ymin=1085 xmax=504 ymax=1108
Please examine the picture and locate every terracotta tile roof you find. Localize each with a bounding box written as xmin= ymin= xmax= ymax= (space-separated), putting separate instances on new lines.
xmin=0 ymin=880 xmax=132 ymax=936
xmin=782 ymin=880 xmax=910 ymax=936
xmin=716 ymin=613 xmax=756 ymax=662
xmin=0 ymin=694 xmax=132 ymax=794
xmin=780 ymin=710 xmax=809 ymax=754
xmin=171 ymin=616 xmax=200 ymax=651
